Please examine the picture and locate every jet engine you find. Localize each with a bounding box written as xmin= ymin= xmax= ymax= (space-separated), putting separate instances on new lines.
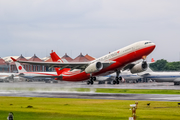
xmin=130 ymin=61 xmax=148 ymax=74
xmin=85 ymin=62 xmax=103 ymax=73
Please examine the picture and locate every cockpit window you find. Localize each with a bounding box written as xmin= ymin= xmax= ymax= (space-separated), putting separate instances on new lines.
xmin=145 ymin=42 xmax=152 ymax=44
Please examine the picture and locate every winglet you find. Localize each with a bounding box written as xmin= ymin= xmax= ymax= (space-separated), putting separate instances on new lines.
xmin=55 ymin=68 xmax=68 ymax=76
xmin=11 ymin=57 xmax=17 ymax=62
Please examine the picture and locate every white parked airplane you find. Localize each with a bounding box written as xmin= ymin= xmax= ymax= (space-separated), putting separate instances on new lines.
xmin=12 ymin=61 xmax=60 ymax=80
xmin=12 ymin=41 xmax=156 ymax=85
xmin=138 ymin=67 xmax=180 ymax=85
xmin=101 ymin=71 xmax=141 ymax=84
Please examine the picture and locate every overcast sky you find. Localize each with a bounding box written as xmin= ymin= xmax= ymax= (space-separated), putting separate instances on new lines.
xmin=0 ymin=0 xmax=180 ymax=62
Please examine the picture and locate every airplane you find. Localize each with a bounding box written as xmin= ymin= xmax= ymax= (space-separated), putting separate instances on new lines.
xmin=11 ymin=60 xmax=60 ymax=81
xmin=12 ymin=41 xmax=156 ymax=85
xmin=138 ymin=67 xmax=180 ymax=85
xmin=97 ymin=71 xmax=141 ymax=84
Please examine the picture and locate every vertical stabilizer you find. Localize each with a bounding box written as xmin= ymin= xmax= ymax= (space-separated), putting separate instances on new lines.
xmin=10 ymin=57 xmax=27 ymax=73
xmin=14 ymin=62 xmax=27 ymax=73
xmin=151 ymin=58 xmax=155 ymax=63
xmin=50 ymin=51 xmax=68 ymax=63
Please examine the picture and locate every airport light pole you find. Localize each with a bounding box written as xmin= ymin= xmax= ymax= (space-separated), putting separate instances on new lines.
xmin=129 ymin=102 xmax=138 ymax=120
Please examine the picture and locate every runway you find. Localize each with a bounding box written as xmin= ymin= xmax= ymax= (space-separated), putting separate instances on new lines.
xmin=0 ymin=91 xmax=180 ymax=101
xmin=0 ymin=82 xmax=180 ymax=101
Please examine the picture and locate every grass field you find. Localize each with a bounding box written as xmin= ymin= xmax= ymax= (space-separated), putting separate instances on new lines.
xmin=1 ymin=96 xmax=180 ymax=120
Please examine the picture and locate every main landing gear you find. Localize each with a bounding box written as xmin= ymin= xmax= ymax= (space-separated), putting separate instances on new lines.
xmin=113 ymin=76 xmax=122 ymax=84
xmin=113 ymin=70 xmax=122 ymax=84
xmin=87 ymin=77 xmax=96 ymax=85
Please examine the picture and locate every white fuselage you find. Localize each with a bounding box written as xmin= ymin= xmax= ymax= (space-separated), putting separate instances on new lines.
xmin=143 ymin=72 xmax=180 ymax=82
xmin=19 ymin=72 xmax=58 ymax=79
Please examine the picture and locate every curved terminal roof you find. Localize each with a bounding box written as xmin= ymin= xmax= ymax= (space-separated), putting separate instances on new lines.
xmin=62 ymin=53 xmax=73 ymax=62
xmin=85 ymin=54 xmax=96 ymax=61
xmin=28 ymin=54 xmax=42 ymax=61
xmin=72 ymin=53 xmax=90 ymax=62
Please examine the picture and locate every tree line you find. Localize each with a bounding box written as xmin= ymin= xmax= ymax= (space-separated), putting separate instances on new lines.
xmin=149 ymin=59 xmax=180 ymax=71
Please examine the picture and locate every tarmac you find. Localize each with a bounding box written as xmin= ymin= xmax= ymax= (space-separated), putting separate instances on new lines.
xmin=0 ymin=82 xmax=180 ymax=101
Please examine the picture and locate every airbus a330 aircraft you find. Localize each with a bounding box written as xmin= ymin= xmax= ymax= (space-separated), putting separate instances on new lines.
xmin=13 ymin=41 xmax=156 ymax=84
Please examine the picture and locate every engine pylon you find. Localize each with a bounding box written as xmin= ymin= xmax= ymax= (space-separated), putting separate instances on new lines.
xmin=142 ymin=55 xmax=147 ymax=60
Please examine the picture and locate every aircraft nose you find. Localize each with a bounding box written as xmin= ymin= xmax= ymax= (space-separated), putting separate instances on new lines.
xmin=152 ymin=43 xmax=156 ymax=48
xmin=150 ymin=43 xmax=156 ymax=51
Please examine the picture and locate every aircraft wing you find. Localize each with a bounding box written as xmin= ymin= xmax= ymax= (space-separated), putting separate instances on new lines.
xmin=13 ymin=59 xmax=115 ymax=71
xmin=122 ymin=63 xmax=135 ymax=71
xmin=15 ymin=60 xmax=90 ymax=70
xmin=122 ymin=61 xmax=142 ymax=71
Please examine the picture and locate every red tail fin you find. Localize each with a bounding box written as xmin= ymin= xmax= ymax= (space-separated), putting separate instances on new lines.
xmin=151 ymin=58 xmax=155 ymax=62
xmin=50 ymin=52 xmax=63 ymax=62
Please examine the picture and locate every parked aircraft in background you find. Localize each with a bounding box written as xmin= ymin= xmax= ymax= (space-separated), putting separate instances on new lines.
xmin=102 ymin=71 xmax=141 ymax=84
xmin=11 ymin=59 xmax=60 ymax=81
xmin=120 ymin=71 xmax=141 ymax=83
xmin=13 ymin=41 xmax=156 ymax=85
xmin=138 ymin=67 xmax=180 ymax=85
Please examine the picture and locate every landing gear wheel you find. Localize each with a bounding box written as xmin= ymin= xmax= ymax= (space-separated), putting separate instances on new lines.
xmin=119 ymin=76 xmax=122 ymax=81
xmin=90 ymin=80 xmax=94 ymax=85
xmin=87 ymin=81 xmax=90 ymax=85
xmin=174 ymin=82 xmax=180 ymax=85
xmin=113 ymin=80 xmax=116 ymax=84
xmin=116 ymin=80 xmax=119 ymax=84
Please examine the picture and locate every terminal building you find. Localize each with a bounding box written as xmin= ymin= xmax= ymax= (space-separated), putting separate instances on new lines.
xmin=0 ymin=57 xmax=9 ymax=72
